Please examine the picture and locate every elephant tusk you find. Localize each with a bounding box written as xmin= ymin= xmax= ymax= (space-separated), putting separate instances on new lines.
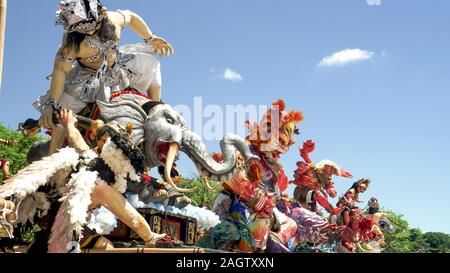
xmin=200 ymin=175 xmax=214 ymax=191
xmin=165 ymin=143 xmax=195 ymax=193
xmin=200 ymin=175 xmax=223 ymax=191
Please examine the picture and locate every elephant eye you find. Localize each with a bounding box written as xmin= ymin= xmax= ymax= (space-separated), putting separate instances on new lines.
xmin=165 ymin=116 xmax=175 ymax=124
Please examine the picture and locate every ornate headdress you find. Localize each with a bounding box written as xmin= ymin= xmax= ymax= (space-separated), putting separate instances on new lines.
xmin=353 ymin=178 xmax=371 ymax=190
xmin=55 ymin=0 xmax=104 ymax=33
xmin=313 ymin=160 xmax=353 ymax=180
xmin=246 ymin=99 xmax=304 ymax=153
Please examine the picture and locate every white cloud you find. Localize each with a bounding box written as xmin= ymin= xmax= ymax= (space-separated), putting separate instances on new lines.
xmin=222 ymin=68 xmax=243 ymax=82
xmin=318 ymin=48 xmax=375 ymax=67
xmin=367 ymin=0 xmax=382 ymax=6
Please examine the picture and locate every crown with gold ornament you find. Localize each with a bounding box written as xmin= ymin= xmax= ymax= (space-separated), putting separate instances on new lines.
xmin=55 ymin=0 xmax=104 ymax=33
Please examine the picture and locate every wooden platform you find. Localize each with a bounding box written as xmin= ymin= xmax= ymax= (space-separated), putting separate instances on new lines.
xmin=12 ymin=245 xmax=229 ymax=253
xmin=83 ymin=247 xmax=228 ymax=253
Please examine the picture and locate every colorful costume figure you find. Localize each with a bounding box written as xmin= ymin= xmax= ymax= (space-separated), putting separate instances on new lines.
xmin=210 ymin=99 xmax=303 ymax=252
xmin=276 ymin=196 xmax=338 ymax=252
xmin=17 ymin=119 xmax=41 ymax=138
xmin=338 ymin=197 xmax=392 ymax=253
xmin=292 ymin=140 xmax=353 ymax=215
xmin=276 ymin=194 xmax=292 ymax=216
xmin=0 ymin=119 xmax=167 ymax=252
xmin=289 ymin=207 xmax=336 ymax=251
xmin=335 ymin=178 xmax=371 ymax=225
xmin=360 ymin=198 xmax=394 ymax=251
xmin=34 ymin=0 xmax=174 ymax=154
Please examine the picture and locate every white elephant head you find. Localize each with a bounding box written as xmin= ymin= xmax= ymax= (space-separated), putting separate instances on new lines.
xmin=97 ymin=94 xmax=259 ymax=192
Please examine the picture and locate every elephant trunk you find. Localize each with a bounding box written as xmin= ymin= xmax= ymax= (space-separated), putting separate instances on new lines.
xmin=181 ymin=130 xmax=259 ymax=182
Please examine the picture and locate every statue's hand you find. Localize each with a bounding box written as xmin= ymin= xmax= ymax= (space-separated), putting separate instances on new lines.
xmin=57 ymin=108 xmax=78 ymax=129
xmin=327 ymin=188 xmax=337 ymax=198
xmin=39 ymin=106 xmax=56 ymax=129
xmin=151 ymin=36 xmax=174 ymax=57
xmin=300 ymin=139 xmax=315 ymax=155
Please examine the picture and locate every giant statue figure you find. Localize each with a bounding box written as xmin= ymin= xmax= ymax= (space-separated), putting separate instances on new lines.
xmin=34 ymin=0 xmax=174 ymax=155
xmin=205 ymin=99 xmax=303 ymax=252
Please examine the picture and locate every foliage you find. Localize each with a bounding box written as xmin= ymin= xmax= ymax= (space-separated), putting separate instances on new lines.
xmin=383 ymin=210 xmax=413 ymax=253
xmin=0 ymin=122 xmax=48 ymax=182
xmin=383 ymin=210 xmax=450 ymax=253
xmin=422 ymin=232 xmax=450 ymax=253
xmin=409 ymin=228 xmax=430 ymax=253
xmin=178 ymin=177 xmax=222 ymax=209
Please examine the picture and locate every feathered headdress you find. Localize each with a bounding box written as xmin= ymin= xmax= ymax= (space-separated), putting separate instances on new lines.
xmin=353 ymin=178 xmax=371 ymax=189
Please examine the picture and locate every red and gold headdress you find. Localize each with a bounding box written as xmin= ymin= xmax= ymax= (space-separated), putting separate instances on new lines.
xmin=245 ymin=99 xmax=304 ymax=154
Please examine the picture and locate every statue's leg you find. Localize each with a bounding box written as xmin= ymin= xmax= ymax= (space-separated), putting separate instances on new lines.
xmin=90 ymin=183 xmax=166 ymax=245
xmin=48 ymin=126 xmax=66 ymax=155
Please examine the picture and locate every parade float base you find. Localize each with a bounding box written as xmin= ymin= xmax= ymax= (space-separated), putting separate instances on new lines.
xmin=11 ymin=245 xmax=229 ymax=253
xmin=5 ymin=206 xmax=227 ymax=253
xmin=106 ymin=208 xmax=198 ymax=246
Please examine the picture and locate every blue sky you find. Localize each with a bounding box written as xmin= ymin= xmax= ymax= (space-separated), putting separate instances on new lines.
xmin=0 ymin=1 xmax=449 ymax=233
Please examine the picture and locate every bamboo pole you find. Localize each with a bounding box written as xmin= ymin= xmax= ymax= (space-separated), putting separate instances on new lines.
xmin=82 ymin=247 xmax=213 ymax=254
xmin=0 ymin=0 xmax=6 ymax=91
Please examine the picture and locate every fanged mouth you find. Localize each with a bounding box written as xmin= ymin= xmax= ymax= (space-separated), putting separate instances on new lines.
xmin=155 ymin=141 xmax=180 ymax=165
xmin=154 ymin=141 xmax=193 ymax=193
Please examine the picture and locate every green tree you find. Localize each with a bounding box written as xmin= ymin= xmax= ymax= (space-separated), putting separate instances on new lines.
xmin=0 ymin=122 xmax=47 ymax=182
xmin=178 ymin=177 xmax=222 ymax=208
xmin=409 ymin=228 xmax=430 ymax=253
xmin=382 ymin=210 xmax=413 ymax=253
xmin=382 ymin=210 xmax=450 ymax=253
xmin=422 ymin=232 xmax=450 ymax=253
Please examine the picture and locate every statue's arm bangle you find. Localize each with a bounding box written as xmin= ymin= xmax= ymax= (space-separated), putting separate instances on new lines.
xmin=56 ymin=54 xmax=76 ymax=64
xmin=144 ymin=33 xmax=157 ymax=43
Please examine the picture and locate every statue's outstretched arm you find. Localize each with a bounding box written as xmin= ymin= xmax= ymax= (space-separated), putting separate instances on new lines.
xmin=41 ymin=36 xmax=77 ymax=129
xmin=116 ymin=10 xmax=153 ymax=41
xmin=115 ymin=10 xmax=174 ymax=57
xmin=299 ymin=139 xmax=315 ymax=164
